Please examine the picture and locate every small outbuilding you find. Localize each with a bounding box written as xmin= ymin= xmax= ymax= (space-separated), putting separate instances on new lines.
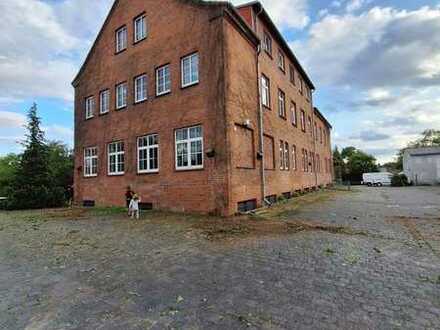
xmin=403 ymin=147 xmax=440 ymax=185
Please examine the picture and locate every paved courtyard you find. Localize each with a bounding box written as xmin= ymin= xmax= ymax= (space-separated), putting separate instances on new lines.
xmin=1 ymin=186 xmax=440 ymax=329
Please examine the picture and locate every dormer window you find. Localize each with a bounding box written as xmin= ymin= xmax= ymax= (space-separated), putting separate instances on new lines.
xmin=134 ymin=14 xmax=147 ymax=43
xmin=116 ymin=26 xmax=127 ymax=53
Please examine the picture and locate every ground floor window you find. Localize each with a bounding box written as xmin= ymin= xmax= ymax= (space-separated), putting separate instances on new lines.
xmin=138 ymin=134 xmax=159 ymax=173
xmin=175 ymin=125 xmax=203 ymax=170
xmin=84 ymin=147 xmax=98 ymax=177
xmin=108 ymin=141 xmax=125 ymax=175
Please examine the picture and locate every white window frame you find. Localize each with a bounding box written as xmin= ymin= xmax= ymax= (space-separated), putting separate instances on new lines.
xmin=116 ymin=26 xmax=127 ymax=53
xmin=291 ymin=101 xmax=297 ymax=126
xmin=175 ymin=125 xmax=204 ymax=171
xmin=292 ymin=145 xmax=297 ymax=171
xmin=84 ymin=147 xmax=98 ymax=177
xmin=263 ymin=32 xmax=272 ymax=55
xmin=284 ymin=141 xmax=290 ymax=171
xmin=108 ymin=141 xmax=125 ymax=175
xmin=181 ymin=53 xmax=199 ymax=88
xmin=137 ymin=134 xmax=159 ymax=174
xmin=278 ymin=50 xmax=285 ymax=71
xmin=116 ymin=82 xmax=127 ymax=109
xmin=261 ymin=75 xmax=270 ymax=107
xmin=85 ymin=96 xmax=95 ymax=119
xmin=156 ymin=64 xmax=171 ymax=96
xmin=134 ymin=74 xmax=147 ymax=103
xmin=278 ymin=89 xmax=286 ymax=118
xmin=279 ymin=140 xmax=284 ymax=170
xmin=100 ymin=90 xmax=110 ymax=114
xmin=134 ymin=15 xmax=147 ymax=43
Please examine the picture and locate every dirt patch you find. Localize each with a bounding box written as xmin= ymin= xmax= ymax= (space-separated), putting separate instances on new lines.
xmin=193 ymin=217 xmax=367 ymax=241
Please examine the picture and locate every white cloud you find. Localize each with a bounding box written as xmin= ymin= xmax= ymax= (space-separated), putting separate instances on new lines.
xmin=0 ymin=111 xmax=26 ymax=129
xmin=0 ymin=0 xmax=112 ymax=103
xmin=346 ymin=0 xmax=371 ymax=13
xmin=296 ymin=5 xmax=440 ymax=162
xmin=231 ymin=0 xmax=310 ymax=29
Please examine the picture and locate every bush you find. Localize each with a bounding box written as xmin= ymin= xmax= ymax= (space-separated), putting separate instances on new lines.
xmin=6 ymin=185 xmax=66 ymax=210
xmin=391 ymin=174 xmax=409 ymax=187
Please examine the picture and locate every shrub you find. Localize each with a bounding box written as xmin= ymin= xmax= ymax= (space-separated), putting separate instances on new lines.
xmin=391 ymin=174 xmax=409 ymax=187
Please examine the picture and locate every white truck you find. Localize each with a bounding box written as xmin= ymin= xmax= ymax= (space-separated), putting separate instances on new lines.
xmin=362 ymin=172 xmax=393 ymax=187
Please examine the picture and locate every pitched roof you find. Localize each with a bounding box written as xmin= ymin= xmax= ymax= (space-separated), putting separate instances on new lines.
xmin=72 ymin=0 xmax=259 ymax=87
xmin=236 ymin=1 xmax=315 ymax=90
xmin=314 ymin=107 xmax=332 ymax=129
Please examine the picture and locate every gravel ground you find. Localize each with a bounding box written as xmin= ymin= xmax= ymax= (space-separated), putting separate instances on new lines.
xmin=0 ymin=186 xmax=439 ymax=329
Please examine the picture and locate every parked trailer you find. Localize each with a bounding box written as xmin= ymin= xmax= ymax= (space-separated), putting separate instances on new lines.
xmin=362 ymin=172 xmax=393 ymax=187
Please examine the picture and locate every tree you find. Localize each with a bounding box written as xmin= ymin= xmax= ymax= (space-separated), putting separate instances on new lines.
xmin=332 ymin=147 xmax=344 ymax=182
xmin=47 ymin=141 xmax=74 ymax=193
xmin=0 ymin=154 xmax=20 ymax=196
xmin=334 ymin=146 xmax=378 ymax=183
xmin=7 ymin=104 xmax=66 ymax=209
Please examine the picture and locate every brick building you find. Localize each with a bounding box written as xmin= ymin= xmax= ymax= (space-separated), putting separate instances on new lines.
xmin=72 ymin=0 xmax=333 ymax=216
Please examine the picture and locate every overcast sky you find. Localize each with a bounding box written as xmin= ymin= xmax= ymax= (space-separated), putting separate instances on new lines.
xmin=1 ymin=0 xmax=439 ymax=163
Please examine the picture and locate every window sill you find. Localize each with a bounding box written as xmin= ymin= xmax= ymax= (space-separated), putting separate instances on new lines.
xmin=181 ymin=81 xmax=199 ymax=89
xmin=236 ymin=166 xmax=256 ymax=170
xmin=156 ymin=91 xmax=171 ymax=98
xmin=279 ymin=67 xmax=286 ymax=74
xmin=108 ymin=173 xmax=125 ymax=176
xmin=134 ymin=99 xmax=147 ymax=105
xmin=279 ymin=116 xmax=287 ymax=121
xmin=133 ymin=37 xmax=146 ymax=45
xmin=84 ymin=175 xmax=98 ymax=179
xmin=264 ymin=51 xmax=273 ymax=59
xmin=85 ymin=116 xmax=94 ymax=121
xmin=99 ymin=111 xmax=109 ymax=116
xmin=115 ymin=48 xmax=127 ymax=55
xmin=175 ymin=167 xmax=204 ymax=172
xmin=137 ymin=170 xmax=159 ymax=175
xmin=263 ymin=105 xmax=271 ymax=111
xmin=115 ymin=106 xmax=127 ymax=111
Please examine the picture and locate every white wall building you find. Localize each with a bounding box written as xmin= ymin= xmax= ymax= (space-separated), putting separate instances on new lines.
xmin=403 ymin=147 xmax=440 ymax=185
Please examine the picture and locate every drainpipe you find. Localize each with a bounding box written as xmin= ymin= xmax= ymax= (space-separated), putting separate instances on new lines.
xmin=254 ymin=6 xmax=269 ymax=206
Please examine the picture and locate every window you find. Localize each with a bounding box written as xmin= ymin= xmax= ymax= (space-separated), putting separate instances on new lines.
xmin=305 ymin=150 xmax=309 ymax=172
xmin=308 ymin=116 xmax=313 ymax=138
xmin=108 ymin=141 xmax=124 ymax=175
xmin=290 ymin=102 xmax=297 ymax=126
xmin=279 ymin=141 xmax=284 ymax=170
xmin=181 ymin=53 xmax=199 ymax=87
xmin=284 ymin=141 xmax=290 ymax=170
xmin=116 ymin=26 xmax=127 ymax=53
xmin=100 ymin=90 xmax=110 ymax=114
xmin=85 ymin=96 xmax=95 ymax=119
xmin=278 ymin=89 xmax=286 ymax=118
xmin=261 ymin=75 xmax=270 ymax=108
xmin=84 ymin=147 xmax=98 ymax=177
xmin=299 ymin=78 xmax=304 ymax=94
xmin=300 ymin=110 xmax=306 ymax=132
xmin=138 ymin=134 xmax=159 ymax=173
xmin=289 ymin=65 xmax=295 ymax=85
xmin=278 ymin=50 xmax=285 ymax=72
xmin=314 ymin=122 xmax=318 ymax=141
xmin=292 ymin=145 xmax=297 ymax=171
xmin=116 ymin=82 xmax=127 ymax=109
xmin=134 ymin=15 xmax=147 ymax=43
xmin=263 ymin=32 xmax=272 ymax=55
xmin=316 ymin=154 xmax=321 ymax=173
xmin=175 ymin=125 xmax=203 ymax=170
xmin=156 ymin=64 xmax=171 ymax=96
xmin=310 ymin=152 xmax=315 ymax=173
xmin=320 ymin=127 xmax=323 ymax=144
xmin=302 ymin=149 xmax=306 ymax=172
xmin=134 ymin=74 xmax=147 ymax=103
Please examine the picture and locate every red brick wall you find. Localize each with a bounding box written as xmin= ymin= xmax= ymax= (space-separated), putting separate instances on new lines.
xmin=74 ymin=0 xmax=229 ymax=215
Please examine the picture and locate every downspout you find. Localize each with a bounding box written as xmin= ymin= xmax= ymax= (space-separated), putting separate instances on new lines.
xmin=254 ymin=6 xmax=269 ymax=206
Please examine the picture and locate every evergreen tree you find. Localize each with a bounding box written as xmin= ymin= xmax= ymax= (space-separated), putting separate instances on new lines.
xmin=7 ymin=104 xmax=65 ymax=209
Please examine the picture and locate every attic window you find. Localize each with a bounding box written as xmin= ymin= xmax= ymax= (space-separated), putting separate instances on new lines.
xmin=116 ymin=26 xmax=127 ymax=53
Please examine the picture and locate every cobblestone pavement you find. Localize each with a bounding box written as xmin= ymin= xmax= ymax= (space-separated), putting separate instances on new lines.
xmin=1 ymin=187 xmax=440 ymax=329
